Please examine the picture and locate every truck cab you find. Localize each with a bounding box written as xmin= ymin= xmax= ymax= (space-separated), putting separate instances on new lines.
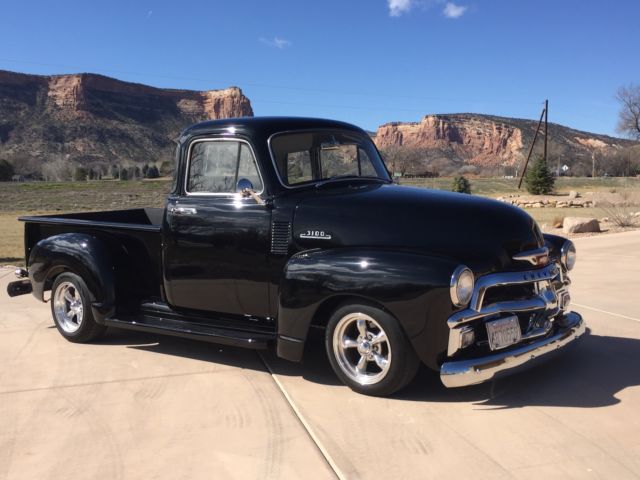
xmin=8 ymin=117 xmax=586 ymax=396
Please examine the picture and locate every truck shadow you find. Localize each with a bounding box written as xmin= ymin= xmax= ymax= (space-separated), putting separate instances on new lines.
xmin=397 ymin=330 xmax=640 ymax=409
xmin=96 ymin=328 xmax=640 ymax=408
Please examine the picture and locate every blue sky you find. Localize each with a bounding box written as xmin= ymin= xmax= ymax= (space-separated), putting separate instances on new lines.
xmin=1 ymin=0 xmax=638 ymax=136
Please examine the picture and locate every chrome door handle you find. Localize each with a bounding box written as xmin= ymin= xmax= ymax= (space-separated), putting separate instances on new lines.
xmin=169 ymin=206 xmax=197 ymax=216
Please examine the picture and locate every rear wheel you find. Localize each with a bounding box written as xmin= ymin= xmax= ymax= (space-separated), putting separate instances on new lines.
xmin=51 ymin=272 xmax=106 ymax=343
xmin=325 ymin=303 xmax=419 ymax=396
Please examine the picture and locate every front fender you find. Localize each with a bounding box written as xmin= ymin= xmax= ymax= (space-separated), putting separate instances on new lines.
xmin=29 ymin=233 xmax=115 ymax=323
xmin=277 ymin=248 xmax=457 ymax=368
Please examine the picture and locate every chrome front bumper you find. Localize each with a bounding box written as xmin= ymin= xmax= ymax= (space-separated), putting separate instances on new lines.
xmin=440 ymin=311 xmax=585 ymax=388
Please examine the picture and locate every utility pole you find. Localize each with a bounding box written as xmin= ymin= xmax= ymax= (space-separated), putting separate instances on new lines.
xmin=543 ymin=99 xmax=548 ymax=165
xmin=518 ymin=103 xmax=546 ymax=189
xmin=592 ymin=151 xmax=596 ymax=179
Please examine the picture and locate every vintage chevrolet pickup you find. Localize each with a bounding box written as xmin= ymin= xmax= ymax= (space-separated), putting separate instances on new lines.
xmin=7 ymin=117 xmax=585 ymax=396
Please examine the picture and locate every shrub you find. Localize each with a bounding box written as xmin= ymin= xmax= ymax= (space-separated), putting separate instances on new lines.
xmin=525 ymin=156 xmax=555 ymax=195
xmin=452 ymin=175 xmax=471 ymax=194
xmin=146 ymin=165 xmax=160 ymax=179
xmin=600 ymin=193 xmax=639 ymax=227
xmin=119 ymin=168 xmax=129 ymax=181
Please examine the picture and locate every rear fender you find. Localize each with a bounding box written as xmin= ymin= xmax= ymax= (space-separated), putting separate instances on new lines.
xmin=277 ymin=248 xmax=457 ymax=367
xmin=28 ymin=233 xmax=115 ymax=323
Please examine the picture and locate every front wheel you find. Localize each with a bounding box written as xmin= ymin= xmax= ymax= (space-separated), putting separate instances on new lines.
xmin=51 ymin=272 xmax=106 ymax=343
xmin=325 ymin=303 xmax=419 ymax=396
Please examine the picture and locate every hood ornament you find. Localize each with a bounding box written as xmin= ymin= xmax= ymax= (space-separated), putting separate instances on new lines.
xmin=513 ymin=246 xmax=549 ymax=266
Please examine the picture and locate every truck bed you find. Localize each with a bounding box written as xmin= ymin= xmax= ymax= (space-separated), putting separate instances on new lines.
xmin=20 ymin=208 xmax=164 ymax=301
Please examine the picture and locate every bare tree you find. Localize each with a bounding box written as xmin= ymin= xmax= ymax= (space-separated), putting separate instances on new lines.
xmin=616 ymin=84 xmax=640 ymax=139
xmin=42 ymin=155 xmax=73 ymax=182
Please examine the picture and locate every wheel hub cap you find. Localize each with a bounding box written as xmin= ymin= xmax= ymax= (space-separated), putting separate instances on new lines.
xmin=53 ymin=281 xmax=84 ymax=334
xmin=333 ymin=312 xmax=392 ymax=386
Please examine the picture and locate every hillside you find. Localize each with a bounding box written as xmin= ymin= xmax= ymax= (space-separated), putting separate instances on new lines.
xmin=374 ymin=114 xmax=638 ymax=176
xmin=1 ymin=69 xmax=637 ymax=179
xmin=0 ymin=70 xmax=252 ymax=176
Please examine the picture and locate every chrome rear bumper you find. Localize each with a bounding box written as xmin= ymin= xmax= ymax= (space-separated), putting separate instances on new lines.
xmin=440 ymin=311 xmax=585 ymax=388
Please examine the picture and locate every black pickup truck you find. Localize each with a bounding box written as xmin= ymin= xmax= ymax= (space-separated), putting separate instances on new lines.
xmin=8 ymin=117 xmax=585 ymax=396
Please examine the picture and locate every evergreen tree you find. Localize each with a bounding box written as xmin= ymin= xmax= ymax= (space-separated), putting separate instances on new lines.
xmin=119 ymin=168 xmax=129 ymax=181
xmin=525 ymin=156 xmax=555 ymax=195
xmin=452 ymin=175 xmax=471 ymax=194
xmin=0 ymin=159 xmax=14 ymax=181
xmin=73 ymin=167 xmax=88 ymax=181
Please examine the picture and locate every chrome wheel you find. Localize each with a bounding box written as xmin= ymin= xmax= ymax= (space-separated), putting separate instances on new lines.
xmin=332 ymin=312 xmax=392 ymax=385
xmin=53 ymin=281 xmax=84 ymax=333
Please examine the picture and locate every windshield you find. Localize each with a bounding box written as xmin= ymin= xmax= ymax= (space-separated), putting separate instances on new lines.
xmin=270 ymin=130 xmax=391 ymax=186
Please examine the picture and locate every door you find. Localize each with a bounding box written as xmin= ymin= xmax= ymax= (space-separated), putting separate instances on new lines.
xmin=163 ymin=138 xmax=271 ymax=318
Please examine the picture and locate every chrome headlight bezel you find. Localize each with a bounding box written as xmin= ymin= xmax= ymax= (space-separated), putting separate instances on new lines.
xmin=450 ymin=265 xmax=475 ymax=307
xmin=560 ymin=240 xmax=576 ymax=271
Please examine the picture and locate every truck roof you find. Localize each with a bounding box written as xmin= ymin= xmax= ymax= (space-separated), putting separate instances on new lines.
xmin=180 ymin=116 xmax=367 ymax=140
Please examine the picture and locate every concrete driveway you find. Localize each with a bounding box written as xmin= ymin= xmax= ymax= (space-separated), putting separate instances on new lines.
xmin=1 ymin=231 xmax=639 ymax=479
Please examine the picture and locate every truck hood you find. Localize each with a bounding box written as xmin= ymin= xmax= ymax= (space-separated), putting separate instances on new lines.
xmin=291 ymin=183 xmax=544 ymax=274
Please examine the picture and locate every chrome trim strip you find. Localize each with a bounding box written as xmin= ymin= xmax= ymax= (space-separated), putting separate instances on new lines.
xmin=183 ymin=137 xmax=265 ymax=197
xmin=440 ymin=312 xmax=585 ymax=388
xmin=512 ymin=246 xmax=549 ymax=266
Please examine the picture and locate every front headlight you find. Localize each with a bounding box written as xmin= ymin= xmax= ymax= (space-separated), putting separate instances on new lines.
xmin=450 ymin=265 xmax=475 ymax=307
xmin=561 ymin=240 xmax=576 ymax=271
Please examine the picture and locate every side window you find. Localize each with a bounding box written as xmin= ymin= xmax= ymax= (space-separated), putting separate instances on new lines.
xmin=287 ymin=151 xmax=312 ymax=184
xmin=187 ymin=140 xmax=262 ymax=194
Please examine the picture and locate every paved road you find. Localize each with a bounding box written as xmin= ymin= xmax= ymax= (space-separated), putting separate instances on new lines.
xmin=1 ymin=231 xmax=639 ymax=479
xmin=0 ymin=269 xmax=334 ymax=480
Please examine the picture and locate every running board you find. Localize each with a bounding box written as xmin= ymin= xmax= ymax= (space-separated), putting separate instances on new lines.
xmin=105 ymin=314 xmax=274 ymax=349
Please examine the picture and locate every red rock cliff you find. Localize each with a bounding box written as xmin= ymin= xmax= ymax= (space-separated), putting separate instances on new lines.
xmin=375 ymin=114 xmax=524 ymax=166
xmin=0 ymin=70 xmax=253 ymax=167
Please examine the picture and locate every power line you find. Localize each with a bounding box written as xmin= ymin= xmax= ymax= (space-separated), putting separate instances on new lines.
xmin=0 ymin=57 xmax=544 ymax=106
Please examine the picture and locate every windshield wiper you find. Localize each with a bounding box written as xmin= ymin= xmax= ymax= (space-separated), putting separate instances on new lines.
xmin=314 ymin=175 xmax=390 ymax=188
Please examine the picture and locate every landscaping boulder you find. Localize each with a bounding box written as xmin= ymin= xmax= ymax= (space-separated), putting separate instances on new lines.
xmin=563 ymin=217 xmax=601 ymax=234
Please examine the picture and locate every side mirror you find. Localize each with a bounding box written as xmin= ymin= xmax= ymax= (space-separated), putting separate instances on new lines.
xmin=236 ymin=178 xmax=264 ymax=205
xmin=236 ymin=178 xmax=254 ymax=192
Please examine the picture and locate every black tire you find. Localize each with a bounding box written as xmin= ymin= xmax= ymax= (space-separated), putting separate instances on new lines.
xmin=325 ymin=303 xmax=420 ymax=396
xmin=50 ymin=272 xmax=106 ymax=343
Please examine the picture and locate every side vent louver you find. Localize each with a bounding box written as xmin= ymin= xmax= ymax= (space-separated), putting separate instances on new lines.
xmin=271 ymin=221 xmax=291 ymax=255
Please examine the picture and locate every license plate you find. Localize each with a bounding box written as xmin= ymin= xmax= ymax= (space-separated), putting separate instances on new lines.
xmin=486 ymin=316 xmax=522 ymax=351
